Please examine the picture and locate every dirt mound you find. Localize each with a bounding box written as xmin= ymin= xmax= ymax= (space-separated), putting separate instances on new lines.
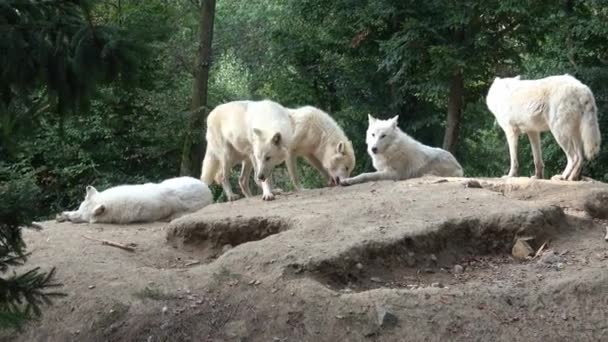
xmin=6 ymin=177 xmax=608 ymax=342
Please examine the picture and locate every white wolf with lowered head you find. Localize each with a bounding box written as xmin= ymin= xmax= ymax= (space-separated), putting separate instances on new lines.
xmin=486 ymin=74 xmax=601 ymax=181
xmin=200 ymin=100 xmax=294 ymax=201
xmin=284 ymin=105 xmax=356 ymax=188
xmin=56 ymin=177 xmax=213 ymax=224
xmin=340 ymin=115 xmax=463 ymax=186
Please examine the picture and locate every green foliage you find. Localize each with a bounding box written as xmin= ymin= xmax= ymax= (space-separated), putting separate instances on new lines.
xmin=0 ymin=166 xmax=65 ymax=330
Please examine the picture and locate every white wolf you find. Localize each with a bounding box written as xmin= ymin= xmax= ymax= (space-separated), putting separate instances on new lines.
xmin=486 ymin=74 xmax=601 ymax=181
xmin=200 ymin=100 xmax=294 ymax=201
xmin=340 ymin=115 xmax=463 ymax=185
xmin=56 ymin=177 xmax=212 ymax=224
xmin=282 ymin=105 xmax=356 ymax=188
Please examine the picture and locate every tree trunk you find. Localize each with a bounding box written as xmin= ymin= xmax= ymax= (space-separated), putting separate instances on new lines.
xmin=442 ymin=69 xmax=464 ymax=154
xmin=180 ymin=0 xmax=216 ymax=177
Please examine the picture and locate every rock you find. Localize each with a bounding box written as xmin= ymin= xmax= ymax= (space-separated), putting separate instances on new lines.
xmin=221 ymin=244 xmax=233 ymax=253
xmin=463 ymin=180 xmax=483 ymax=188
xmin=539 ymin=250 xmax=561 ymax=265
xmin=431 ymin=282 xmax=444 ymax=288
xmin=162 ymin=306 xmax=168 ymax=314
xmin=430 ymin=254 xmax=438 ymax=262
xmin=356 ymin=263 xmax=363 ymax=270
xmin=555 ymin=262 xmax=565 ymax=271
xmin=376 ymin=304 xmax=398 ymax=328
xmin=583 ymin=191 xmax=608 ymax=218
xmin=370 ymin=277 xmax=382 ymax=283
xmin=512 ymin=239 xmax=534 ymax=260
xmin=453 ymin=265 xmax=464 ymax=274
xmin=88 ymin=285 xmax=95 ymax=289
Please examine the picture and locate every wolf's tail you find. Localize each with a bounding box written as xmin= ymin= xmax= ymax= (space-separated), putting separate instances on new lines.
xmin=201 ymin=146 xmax=221 ymax=185
xmin=580 ymin=89 xmax=601 ymax=160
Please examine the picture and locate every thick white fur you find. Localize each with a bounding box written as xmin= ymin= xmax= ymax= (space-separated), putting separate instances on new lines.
xmin=486 ymin=74 xmax=601 ymax=181
xmin=56 ymin=177 xmax=212 ymax=224
xmin=200 ymin=100 xmax=294 ymax=201
xmin=284 ymin=106 xmax=356 ymax=188
xmin=341 ymin=115 xmax=463 ymax=185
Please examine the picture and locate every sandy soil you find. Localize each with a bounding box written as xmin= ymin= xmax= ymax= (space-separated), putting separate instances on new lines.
xmin=4 ymin=176 xmax=608 ymax=342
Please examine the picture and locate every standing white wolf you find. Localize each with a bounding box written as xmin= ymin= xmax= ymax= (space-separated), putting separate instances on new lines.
xmin=284 ymin=106 xmax=356 ymax=188
xmin=200 ymin=100 xmax=294 ymax=201
xmin=486 ymin=74 xmax=601 ymax=181
xmin=56 ymin=177 xmax=212 ymax=224
xmin=340 ymin=115 xmax=463 ymax=186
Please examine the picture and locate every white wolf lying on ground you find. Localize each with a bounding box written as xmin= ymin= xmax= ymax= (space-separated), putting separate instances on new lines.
xmin=200 ymin=100 xmax=294 ymax=201
xmin=56 ymin=177 xmax=212 ymax=224
xmin=340 ymin=115 xmax=463 ymax=186
xmin=278 ymin=105 xmax=355 ymax=188
xmin=486 ymin=74 xmax=601 ymax=181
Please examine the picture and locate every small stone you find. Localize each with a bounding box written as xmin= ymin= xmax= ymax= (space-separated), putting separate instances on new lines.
xmin=335 ymin=315 xmax=344 ymax=319
xmin=245 ymin=265 xmax=252 ymax=270
xmin=512 ymin=239 xmax=534 ymax=260
xmin=370 ymin=277 xmax=382 ymax=283
xmin=430 ymin=254 xmax=437 ymax=262
xmin=254 ymin=280 xmax=261 ymax=285
xmin=453 ymin=265 xmax=464 ymax=274
xmin=162 ymin=306 xmax=168 ymax=314
xmin=561 ymin=312 xmax=568 ymax=321
xmin=356 ymin=263 xmax=363 ymax=270
xmin=271 ymin=288 xmax=278 ymax=293
xmin=376 ymin=305 xmax=398 ymax=328
xmin=431 ymin=282 xmax=444 ymax=288
xmin=222 ymin=244 xmax=233 ymax=253
xmin=539 ymin=250 xmax=561 ymax=265
xmin=88 ymin=285 xmax=95 ymax=289
xmin=555 ymin=262 xmax=565 ymax=271
xmin=248 ymin=280 xmax=256 ymax=285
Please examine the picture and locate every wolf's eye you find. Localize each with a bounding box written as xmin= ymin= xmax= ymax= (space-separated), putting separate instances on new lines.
xmin=345 ymin=167 xmax=349 ymax=171
xmin=371 ymin=133 xmax=375 ymax=137
xmin=380 ymin=134 xmax=386 ymax=139
xmin=265 ymin=156 xmax=271 ymax=161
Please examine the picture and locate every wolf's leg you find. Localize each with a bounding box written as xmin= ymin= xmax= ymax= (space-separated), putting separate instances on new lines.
xmin=340 ymin=170 xmax=397 ymax=186
xmin=527 ymin=131 xmax=544 ymax=179
xmin=239 ymin=160 xmax=254 ymax=197
xmin=550 ymin=120 xmax=583 ymax=181
xmin=504 ymin=127 xmax=520 ymax=177
xmin=220 ymin=148 xmax=241 ymax=201
xmin=286 ymin=152 xmax=303 ymax=191
xmin=304 ymin=154 xmax=331 ymax=185
xmin=567 ymin=134 xmax=585 ymax=181
xmin=260 ymin=178 xmax=275 ymax=201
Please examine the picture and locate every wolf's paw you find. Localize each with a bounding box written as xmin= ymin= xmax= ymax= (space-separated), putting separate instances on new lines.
xmin=55 ymin=213 xmax=68 ymax=222
xmin=226 ymin=193 xmax=242 ymax=201
xmin=340 ymin=178 xmax=353 ymax=186
xmin=262 ymin=192 xmax=275 ymax=201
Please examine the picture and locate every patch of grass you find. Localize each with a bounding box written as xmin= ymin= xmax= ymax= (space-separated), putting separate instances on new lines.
xmin=133 ymin=286 xmax=177 ymax=301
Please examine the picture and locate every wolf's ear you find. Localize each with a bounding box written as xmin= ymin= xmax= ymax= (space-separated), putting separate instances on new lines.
xmin=514 ymin=75 xmax=521 ymax=80
xmin=92 ymin=204 xmax=105 ymax=216
xmin=253 ymin=128 xmax=264 ymax=139
xmin=337 ymin=141 xmax=345 ymax=154
xmin=85 ymin=186 xmax=98 ymax=199
xmin=390 ymin=115 xmax=399 ymax=128
xmin=368 ymin=114 xmax=376 ymax=125
xmin=271 ymin=132 xmax=282 ymax=146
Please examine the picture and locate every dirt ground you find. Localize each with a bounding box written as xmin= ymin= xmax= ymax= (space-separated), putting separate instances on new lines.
xmin=4 ymin=176 xmax=608 ymax=342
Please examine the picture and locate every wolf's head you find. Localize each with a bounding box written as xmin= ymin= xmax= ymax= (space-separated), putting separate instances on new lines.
xmin=322 ymin=140 xmax=356 ymax=185
xmin=366 ymin=115 xmax=400 ymax=156
xmin=252 ymin=128 xmax=288 ymax=182
xmin=63 ymin=186 xmax=106 ymax=223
